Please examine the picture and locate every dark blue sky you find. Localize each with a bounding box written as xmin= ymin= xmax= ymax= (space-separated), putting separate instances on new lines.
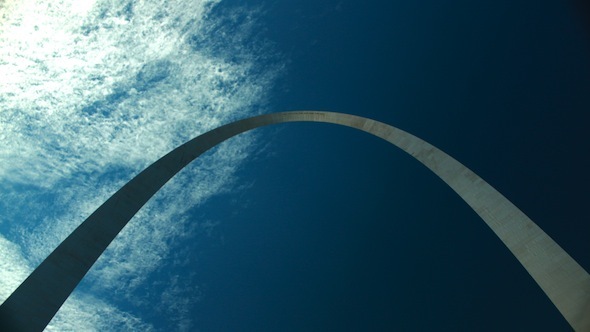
xmin=180 ymin=0 xmax=590 ymax=330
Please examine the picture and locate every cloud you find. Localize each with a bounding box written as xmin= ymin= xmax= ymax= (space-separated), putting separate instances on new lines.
xmin=0 ymin=234 xmax=152 ymax=331
xmin=48 ymin=293 xmax=155 ymax=332
xmin=0 ymin=235 xmax=31 ymax=303
xmin=0 ymin=0 xmax=280 ymax=329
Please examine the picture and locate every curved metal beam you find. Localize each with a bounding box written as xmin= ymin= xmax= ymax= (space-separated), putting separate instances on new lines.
xmin=1 ymin=111 xmax=588 ymax=331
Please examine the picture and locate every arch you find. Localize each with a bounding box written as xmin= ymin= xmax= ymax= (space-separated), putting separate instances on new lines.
xmin=1 ymin=111 xmax=588 ymax=331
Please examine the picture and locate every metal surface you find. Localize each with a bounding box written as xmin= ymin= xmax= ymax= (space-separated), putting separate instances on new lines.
xmin=1 ymin=111 xmax=588 ymax=331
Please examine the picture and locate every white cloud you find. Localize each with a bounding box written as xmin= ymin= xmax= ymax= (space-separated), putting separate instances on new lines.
xmin=0 ymin=235 xmax=31 ymax=303
xmin=0 ymin=0 xmax=279 ymax=329
xmin=0 ymin=234 xmax=152 ymax=331
xmin=47 ymin=293 xmax=155 ymax=332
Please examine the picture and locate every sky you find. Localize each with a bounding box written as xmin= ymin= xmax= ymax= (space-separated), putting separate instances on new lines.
xmin=0 ymin=0 xmax=589 ymax=331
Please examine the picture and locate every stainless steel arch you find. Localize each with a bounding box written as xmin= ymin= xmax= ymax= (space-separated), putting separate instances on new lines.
xmin=1 ymin=111 xmax=588 ymax=331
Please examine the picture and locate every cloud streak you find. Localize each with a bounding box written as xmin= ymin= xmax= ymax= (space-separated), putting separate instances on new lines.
xmin=0 ymin=0 xmax=280 ymax=329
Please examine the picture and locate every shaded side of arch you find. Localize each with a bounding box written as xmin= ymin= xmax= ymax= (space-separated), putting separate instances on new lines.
xmin=1 ymin=111 xmax=588 ymax=331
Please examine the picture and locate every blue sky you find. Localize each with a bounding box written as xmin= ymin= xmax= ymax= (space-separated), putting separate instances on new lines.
xmin=1 ymin=0 xmax=589 ymax=330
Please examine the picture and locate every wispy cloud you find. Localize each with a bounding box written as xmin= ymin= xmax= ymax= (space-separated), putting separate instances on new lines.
xmin=0 ymin=234 xmax=152 ymax=331
xmin=0 ymin=0 xmax=280 ymax=329
xmin=0 ymin=235 xmax=31 ymax=302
